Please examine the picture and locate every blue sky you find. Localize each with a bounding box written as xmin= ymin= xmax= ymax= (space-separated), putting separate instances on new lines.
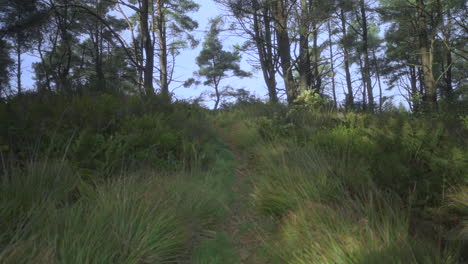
xmin=18 ymin=0 xmax=403 ymax=108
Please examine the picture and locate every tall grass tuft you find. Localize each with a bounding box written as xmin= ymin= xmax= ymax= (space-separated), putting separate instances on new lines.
xmin=0 ymin=141 xmax=235 ymax=263
xmin=0 ymin=160 xmax=79 ymax=248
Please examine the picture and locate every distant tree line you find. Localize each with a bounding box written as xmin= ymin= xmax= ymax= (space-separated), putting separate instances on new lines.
xmin=0 ymin=0 xmax=466 ymax=111
xmin=0 ymin=0 xmax=199 ymax=102
xmin=217 ymin=0 xmax=467 ymax=112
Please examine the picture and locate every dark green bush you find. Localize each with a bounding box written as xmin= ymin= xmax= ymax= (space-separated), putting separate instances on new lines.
xmin=254 ymin=110 xmax=468 ymax=206
xmin=306 ymin=115 xmax=467 ymax=205
xmin=0 ymin=94 xmax=215 ymax=179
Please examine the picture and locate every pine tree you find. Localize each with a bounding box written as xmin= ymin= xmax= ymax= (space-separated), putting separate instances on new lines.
xmin=192 ymin=18 xmax=250 ymax=110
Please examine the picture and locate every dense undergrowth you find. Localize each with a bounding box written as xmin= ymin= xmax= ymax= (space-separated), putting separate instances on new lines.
xmin=1 ymin=93 xmax=467 ymax=263
xmin=1 ymin=94 xmax=214 ymax=175
xmin=217 ymin=103 xmax=467 ymax=263
xmin=0 ymin=94 xmax=235 ymax=263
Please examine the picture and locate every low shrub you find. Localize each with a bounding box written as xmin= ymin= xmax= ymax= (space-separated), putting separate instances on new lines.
xmin=1 ymin=94 xmax=216 ymax=179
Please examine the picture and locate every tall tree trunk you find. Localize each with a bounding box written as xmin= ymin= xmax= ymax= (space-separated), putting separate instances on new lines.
xmin=58 ymin=1 xmax=73 ymax=94
xmin=252 ymin=1 xmax=278 ymax=103
xmin=93 ymin=30 xmax=105 ymax=92
xmin=141 ymin=0 xmax=155 ymax=96
xmin=340 ymin=8 xmax=354 ymax=109
xmin=95 ymin=0 xmax=105 ymax=92
xmin=409 ymin=65 xmax=419 ymax=113
xmin=157 ymin=0 xmax=169 ymax=101
xmin=273 ymin=0 xmax=295 ymax=103
xmin=213 ymin=79 xmax=220 ymax=110
xmin=139 ymin=38 xmax=144 ymax=95
xmin=312 ymin=23 xmax=321 ymax=93
xmin=358 ymin=55 xmax=367 ymax=109
xmin=444 ymin=46 xmax=453 ymax=98
xmin=418 ymin=64 xmax=424 ymax=96
xmin=372 ymin=49 xmax=383 ymax=112
xmin=443 ymin=8 xmax=453 ymax=98
xmin=416 ymin=0 xmax=437 ymax=110
xmin=16 ymin=37 xmax=21 ymax=95
xmin=359 ymin=0 xmax=374 ymax=111
xmin=37 ymin=37 xmax=52 ymax=93
xmin=264 ymin=7 xmax=278 ymax=103
xmin=327 ymin=21 xmax=337 ymax=108
xmin=298 ymin=0 xmax=311 ymax=94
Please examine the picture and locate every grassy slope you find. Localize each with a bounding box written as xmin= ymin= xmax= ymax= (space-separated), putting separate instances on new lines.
xmin=1 ymin=96 xmax=467 ymax=263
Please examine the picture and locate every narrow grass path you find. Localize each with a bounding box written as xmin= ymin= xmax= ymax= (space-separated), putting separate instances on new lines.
xmin=192 ymin=124 xmax=267 ymax=264
xmin=219 ymin=130 xmax=266 ymax=264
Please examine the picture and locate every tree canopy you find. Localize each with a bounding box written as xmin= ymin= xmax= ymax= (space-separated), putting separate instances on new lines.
xmin=0 ymin=0 xmax=466 ymax=111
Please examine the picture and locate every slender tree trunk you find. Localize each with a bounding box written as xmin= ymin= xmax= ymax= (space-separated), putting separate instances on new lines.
xmin=340 ymin=8 xmax=354 ymax=109
xmin=443 ymin=9 xmax=453 ymax=98
xmin=48 ymin=29 xmax=59 ymax=92
xmin=358 ymin=55 xmax=367 ymax=109
xmin=59 ymin=1 xmax=73 ymax=94
xmin=94 ymin=31 xmax=105 ymax=92
xmin=15 ymin=11 xmax=22 ymax=95
xmin=372 ymin=49 xmax=383 ymax=112
xmin=409 ymin=65 xmax=419 ymax=113
xmin=418 ymin=63 xmax=424 ymax=96
xmin=139 ymin=38 xmax=144 ymax=95
xmin=416 ymin=0 xmax=437 ymax=110
xmin=57 ymin=37 xmax=71 ymax=93
xmin=37 ymin=37 xmax=52 ymax=92
xmin=264 ymin=7 xmax=278 ymax=103
xmin=298 ymin=0 xmax=311 ymax=94
xmin=312 ymin=23 xmax=321 ymax=93
xmin=157 ymin=0 xmax=169 ymax=101
xmin=273 ymin=0 xmax=295 ymax=103
xmin=95 ymin=0 xmax=105 ymax=92
xmin=141 ymin=0 xmax=155 ymax=96
xmin=359 ymin=0 xmax=374 ymax=111
xmin=327 ymin=21 xmax=337 ymax=108
xmin=445 ymin=46 xmax=453 ymax=97
xmin=214 ymin=79 xmax=220 ymax=110
xmin=16 ymin=38 xmax=21 ymax=95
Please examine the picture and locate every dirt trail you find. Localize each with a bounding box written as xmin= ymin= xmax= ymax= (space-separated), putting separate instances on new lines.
xmin=222 ymin=138 xmax=266 ymax=264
